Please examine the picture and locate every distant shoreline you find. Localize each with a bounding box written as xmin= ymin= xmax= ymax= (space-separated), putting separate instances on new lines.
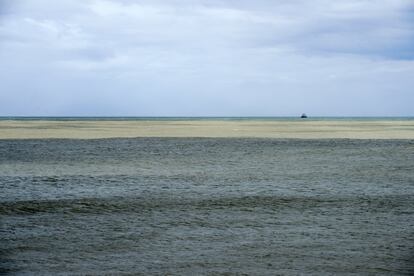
xmin=0 ymin=119 xmax=413 ymax=139
xmin=1 ymin=116 xmax=413 ymax=121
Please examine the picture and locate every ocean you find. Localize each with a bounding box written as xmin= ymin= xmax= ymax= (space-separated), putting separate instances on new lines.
xmin=1 ymin=120 xmax=414 ymax=274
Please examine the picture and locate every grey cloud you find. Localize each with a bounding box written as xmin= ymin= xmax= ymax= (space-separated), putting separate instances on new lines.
xmin=0 ymin=0 xmax=413 ymax=116
xmin=62 ymin=47 xmax=115 ymax=62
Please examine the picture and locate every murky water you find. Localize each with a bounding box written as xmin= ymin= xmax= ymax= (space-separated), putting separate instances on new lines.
xmin=1 ymin=138 xmax=413 ymax=275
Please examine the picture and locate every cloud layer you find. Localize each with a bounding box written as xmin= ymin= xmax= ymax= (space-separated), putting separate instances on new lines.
xmin=1 ymin=0 xmax=413 ymax=116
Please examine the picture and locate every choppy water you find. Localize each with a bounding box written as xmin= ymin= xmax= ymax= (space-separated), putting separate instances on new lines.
xmin=1 ymin=138 xmax=413 ymax=275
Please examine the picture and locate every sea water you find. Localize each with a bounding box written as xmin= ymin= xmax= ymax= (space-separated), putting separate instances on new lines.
xmin=1 ymin=137 xmax=413 ymax=275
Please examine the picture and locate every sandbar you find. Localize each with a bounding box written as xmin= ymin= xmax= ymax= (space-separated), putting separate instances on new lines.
xmin=0 ymin=119 xmax=413 ymax=139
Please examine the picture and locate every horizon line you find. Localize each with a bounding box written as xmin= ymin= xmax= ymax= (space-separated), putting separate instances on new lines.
xmin=1 ymin=116 xmax=413 ymax=118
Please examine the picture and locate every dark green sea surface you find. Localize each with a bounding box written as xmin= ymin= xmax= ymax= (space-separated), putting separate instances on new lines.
xmin=1 ymin=138 xmax=413 ymax=275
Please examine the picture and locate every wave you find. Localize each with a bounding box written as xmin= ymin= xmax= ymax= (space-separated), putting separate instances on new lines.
xmin=1 ymin=194 xmax=413 ymax=216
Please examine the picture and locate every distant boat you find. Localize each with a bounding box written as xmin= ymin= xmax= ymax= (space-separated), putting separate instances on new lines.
xmin=301 ymin=113 xmax=308 ymax=118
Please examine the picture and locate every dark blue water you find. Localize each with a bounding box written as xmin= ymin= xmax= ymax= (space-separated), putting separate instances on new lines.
xmin=1 ymin=138 xmax=413 ymax=275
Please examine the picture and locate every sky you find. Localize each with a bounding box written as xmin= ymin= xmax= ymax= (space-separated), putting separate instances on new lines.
xmin=0 ymin=0 xmax=413 ymax=116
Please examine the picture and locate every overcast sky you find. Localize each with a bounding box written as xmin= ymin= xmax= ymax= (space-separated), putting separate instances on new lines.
xmin=0 ymin=0 xmax=413 ymax=116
